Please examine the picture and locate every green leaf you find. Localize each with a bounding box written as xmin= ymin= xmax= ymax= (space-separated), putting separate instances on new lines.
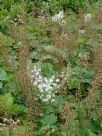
xmin=8 ymin=103 xmax=25 ymax=115
xmin=82 ymin=70 xmax=95 ymax=79
xmin=0 ymin=81 xmax=3 ymax=89
xmin=101 ymin=121 xmax=102 ymax=128
xmin=98 ymin=133 xmax=102 ymax=136
xmin=0 ymin=93 xmax=13 ymax=106
xmin=41 ymin=62 xmax=55 ymax=77
xmin=0 ymin=93 xmax=24 ymax=115
xmin=87 ymin=129 xmax=97 ymax=136
xmin=41 ymin=113 xmax=57 ymax=126
xmin=0 ymin=69 xmax=7 ymax=81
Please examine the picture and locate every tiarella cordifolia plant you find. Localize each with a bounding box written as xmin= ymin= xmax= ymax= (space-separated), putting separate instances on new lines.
xmin=31 ymin=66 xmax=61 ymax=103
xmin=51 ymin=11 xmax=65 ymax=24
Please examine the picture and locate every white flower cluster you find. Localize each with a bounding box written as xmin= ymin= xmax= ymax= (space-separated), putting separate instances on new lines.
xmin=31 ymin=66 xmax=60 ymax=103
xmin=52 ymin=11 xmax=64 ymax=24
xmin=84 ymin=13 xmax=92 ymax=22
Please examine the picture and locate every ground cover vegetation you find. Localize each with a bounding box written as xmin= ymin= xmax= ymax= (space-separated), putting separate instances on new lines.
xmin=0 ymin=0 xmax=102 ymax=135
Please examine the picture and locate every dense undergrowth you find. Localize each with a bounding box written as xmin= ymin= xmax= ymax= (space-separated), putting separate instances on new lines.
xmin=0 ymin=0 xmax=102 ymax=136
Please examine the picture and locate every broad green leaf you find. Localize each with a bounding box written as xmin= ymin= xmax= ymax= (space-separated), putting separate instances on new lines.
xmin=0 ymin=93 xmax=24 ymax=115
xmin=0 ymin=93 xmax=13 ymax=106
xmin=87 ymin=129 xmax=97 ymax=136
xmin=0 ymin=69 xmax=7 ymax=81
xmin=98 ymin=133 xmax=102 ymax=136
xmin=41 ymin=62 xmax=55 ymax=77
xmin=41 ymin=113 xmax=57 ymax=126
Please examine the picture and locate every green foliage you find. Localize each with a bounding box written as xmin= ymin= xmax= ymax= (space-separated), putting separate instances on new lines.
xmin=33 ymin=0 xmax=98 ymax=14
xmin=0 ymin=125 xmax=27 ymax=136
xmin=67 ymin=66 xmax=95 ymax=99
xmin=41 ymin=62 xmax=56 ymax=77
xmin=40 ymin=113 xmax=57 ymax=127
xmin=0 ymin=68 xmax=8 ymax=81
xmin=0 ymin=93 xmax=25 ymax=116
xmin=38 ymin=112 xmax=58 ymax=135
xmin=69 ymin=66 xmax=95 ymax=86
xmin=0 ymin=0 xmax=102 ymax=136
